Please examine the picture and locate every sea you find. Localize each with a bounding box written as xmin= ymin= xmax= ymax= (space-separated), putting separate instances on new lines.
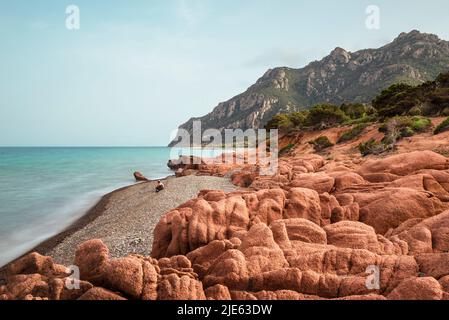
xmin=0 ymin=147 xmax=224 ymax=267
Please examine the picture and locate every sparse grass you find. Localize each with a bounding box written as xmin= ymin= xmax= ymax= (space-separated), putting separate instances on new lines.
xmin=434 ymin=117 xmax=449 ymax=135
xmin=358 ymin=139 xmax=388 ymax=157
xmin=310 ymin=136 xmax=334 ymax=152
xmin=337 ymin=124 xmax=369 ymax=144
xmin=279 ymin=143 xmax=295 ymax=156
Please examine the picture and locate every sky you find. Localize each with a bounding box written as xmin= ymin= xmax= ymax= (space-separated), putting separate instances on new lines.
xmin=1 ymin=0 xmax=449 ymax=146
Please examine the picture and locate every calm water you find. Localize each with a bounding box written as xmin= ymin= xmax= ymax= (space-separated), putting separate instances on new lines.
xmin=0 ymin=147 xmax=224 ymax=267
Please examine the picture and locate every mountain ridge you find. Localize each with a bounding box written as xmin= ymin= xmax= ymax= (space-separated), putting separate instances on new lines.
xmin=169 ymin=30 xmax=449 ymax=146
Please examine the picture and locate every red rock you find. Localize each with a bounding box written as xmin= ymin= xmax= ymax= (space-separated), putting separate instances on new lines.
xmin=352 ymin=187 xmax=445 ymax=234
xmin=74 ymin=239 xmax=109 ymax=284
xmin=133 ymin=171 xmax=149 ymax=182
xmin=328 ymin=171 xmax=366 ymax=192
xmin=205 ymin=284 xmax=232 ymax=300
xmin=416 ymin=254 xmax=449 ymax=279
xmin=271 ymin=219 xmax=327 ymax=247
xmin=103 ymin=257 xmax=144 ymax=299
xmin=157 ymin=273 xmax=206 ymax=300
xmin=392 ymin=210 xmax=449 ymax=254
xmin=289 ymin=173 xmax=335 ymax=194
xmin=78 ymin=287 xmax=127 ymax=300
xmin=4 ymin=274 xmax=49 ymax=300
xmin=49 ymin=278 xmax=93 ymax=300
xmin=439 ymin=276 xmax=449 ymax=292
xmin=324 ymin=221 xmax=379 ymax=251
xmin=387 ymin=277 xmax=443 ymax=300
xmin=358 ymin=151 xmax=449 ymax=177
xmin=7 ymin=253 xmax=58 ymax=277
xmin=283 ymin=188 xmax=321 ymax=226
xmin=187 ymin=239 xmax=241 ymax=279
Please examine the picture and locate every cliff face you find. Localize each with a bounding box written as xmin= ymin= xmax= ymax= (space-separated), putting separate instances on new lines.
xmin=170 ymin=30 xmax=449 ymax=146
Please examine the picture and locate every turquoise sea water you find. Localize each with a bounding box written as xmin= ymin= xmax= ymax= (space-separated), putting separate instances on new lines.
xmin=0 ymin=147 xmax=224 ymax=267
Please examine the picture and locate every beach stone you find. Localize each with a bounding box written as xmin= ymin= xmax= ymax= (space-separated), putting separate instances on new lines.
xmin=157 ymin=273 xmax=206 ymax=300
xmin=388 ymin=277 xmax=443 ymax=300
xmin=74 ymin=239 xmax=109 ymax=284
xmin=134 ymin=171 xmax=149 ymax=182
xmin=103 ymin=257 xmax=144 ymax=299
xmin=48 ymin=277 xmax=93 ymax=300
xmin=78 ymin=287 xmax=127 ymax=300
xmin=205 ymin=284 xmax=232 ymax=300
xmin=7 ymin=253 xmax=56 ymax=277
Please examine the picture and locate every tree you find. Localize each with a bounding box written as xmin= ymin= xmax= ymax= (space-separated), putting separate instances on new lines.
xmin=306 ymin=104 xmax=349 ymax=129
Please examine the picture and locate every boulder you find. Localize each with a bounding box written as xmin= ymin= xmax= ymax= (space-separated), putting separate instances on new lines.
xmin=133 ymin=171 xmax=149 ymax=182
xmin=388 ymin=277 xmax=443 ymax=300
xmin=78 ymin=287 xmax=127 ymax=300
xmin=74 ymin=239 xmax=109 ymax=284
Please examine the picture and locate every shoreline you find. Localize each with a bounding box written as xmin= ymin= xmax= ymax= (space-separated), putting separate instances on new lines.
xmin=1 ymin=174 xmax=237 ymax=281
xmin=0 ymin=175 xmax=173 ymax=280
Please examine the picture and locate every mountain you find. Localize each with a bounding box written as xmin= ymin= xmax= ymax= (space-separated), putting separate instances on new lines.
xmin=169 ymin=30 xmax=449 ymax=146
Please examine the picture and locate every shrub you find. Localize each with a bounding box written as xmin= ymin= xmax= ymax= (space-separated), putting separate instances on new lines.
xmin=265 ymin=114 xmax=293 ymax=130
xmin=358 ymin=139 xmax=388 ymax=157
xmin=434 ymin=117 xmax=449 ymax=135
xmin=310 ymin=136 xmax=334 ymax=152
xmin=372 ymin=72 xmax=449 ymax=118
xmin=337 ymin=124 xmax=369 ymax=144
xmin=279 ymin=143 xmax=295 ymax=155
xmin=289 ymin=111 xmax=308 ymax=128
xmin=372 ymin=83 xmax=417 ymax=117
xmin=408 ymin=106 xmax=422 ymax=116
xmin=306 ymin=104 xmax=349 ymax=129
xmin=410 ymin=117 xmax=432 ymax=132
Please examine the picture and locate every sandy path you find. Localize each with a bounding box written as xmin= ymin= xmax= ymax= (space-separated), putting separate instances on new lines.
xmin=44 ymin=176 xmax=237 ymax=265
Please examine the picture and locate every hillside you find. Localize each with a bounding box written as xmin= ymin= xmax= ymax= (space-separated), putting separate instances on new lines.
xmin=170 ymin=30 xmax=449 ymax=146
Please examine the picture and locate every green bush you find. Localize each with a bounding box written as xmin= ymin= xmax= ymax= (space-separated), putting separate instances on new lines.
xmin=279 ymin=143 xmax=295 ymax=155
xmin=289 ymin=111 xmax=308 ymax=128
xmin=265 ymin=114 xmax=293 ymax=130
xmin=434 ymin=117 xmax=449 ymax=135
xmin=337 ymin=124 xmax=369 ymax=144
xmin=380 ymin=116 xmax=431 ymax=136
xmin=310 ymin=136 xmax=334 ymax=152
xmin=340 ymin=103 xmax=374 ymax=119
xmin=372 ymin=72 xmax=449 ymax=118
xmin=358 ymin=139 xmax=388 ymax=157
xmin=306 ymin=104 xmax=349 ymax=129
xmin=410 ymin=117 xmax=432 ymax=132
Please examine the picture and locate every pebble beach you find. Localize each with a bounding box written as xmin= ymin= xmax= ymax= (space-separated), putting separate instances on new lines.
xmin=36 ymin=175 xmax=237 ymax=265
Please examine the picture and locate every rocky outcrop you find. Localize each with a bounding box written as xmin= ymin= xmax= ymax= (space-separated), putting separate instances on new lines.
xmin=133 ymin=172 xmax=149 ymax=182
xmin=3 ymin=146 xmax=449 ymax=300
xmin=0 ymin=240 xmax=205 ymax=301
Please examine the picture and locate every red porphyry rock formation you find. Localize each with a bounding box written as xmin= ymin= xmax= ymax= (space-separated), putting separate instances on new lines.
xmin=3 ymin=146 xmax=449 ymax=300
xmin=133 ymin=172 xmax=150 ymax=182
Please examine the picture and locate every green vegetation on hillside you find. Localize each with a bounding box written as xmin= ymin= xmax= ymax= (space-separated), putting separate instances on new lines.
xmin=266 ymin=72 xmax=449 ymax=157
xmin=373 ymin=73 xmax=449 ymax=118
xmin=337 ymin=124 xmax=369 ymax=144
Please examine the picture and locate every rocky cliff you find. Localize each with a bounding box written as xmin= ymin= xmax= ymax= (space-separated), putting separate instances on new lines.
xmin=170 ymin=30 xmax=449 ymax=146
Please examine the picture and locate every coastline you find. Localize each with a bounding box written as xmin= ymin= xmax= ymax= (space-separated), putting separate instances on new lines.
xmin=0 ymin=180 xmax=156 ymax=281
xmin=1 ymin=174 xmax=237 ymax=281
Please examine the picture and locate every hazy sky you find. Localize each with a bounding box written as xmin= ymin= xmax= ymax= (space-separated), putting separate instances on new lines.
xmin=1 ymin=0 xmax=449 ymax=146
